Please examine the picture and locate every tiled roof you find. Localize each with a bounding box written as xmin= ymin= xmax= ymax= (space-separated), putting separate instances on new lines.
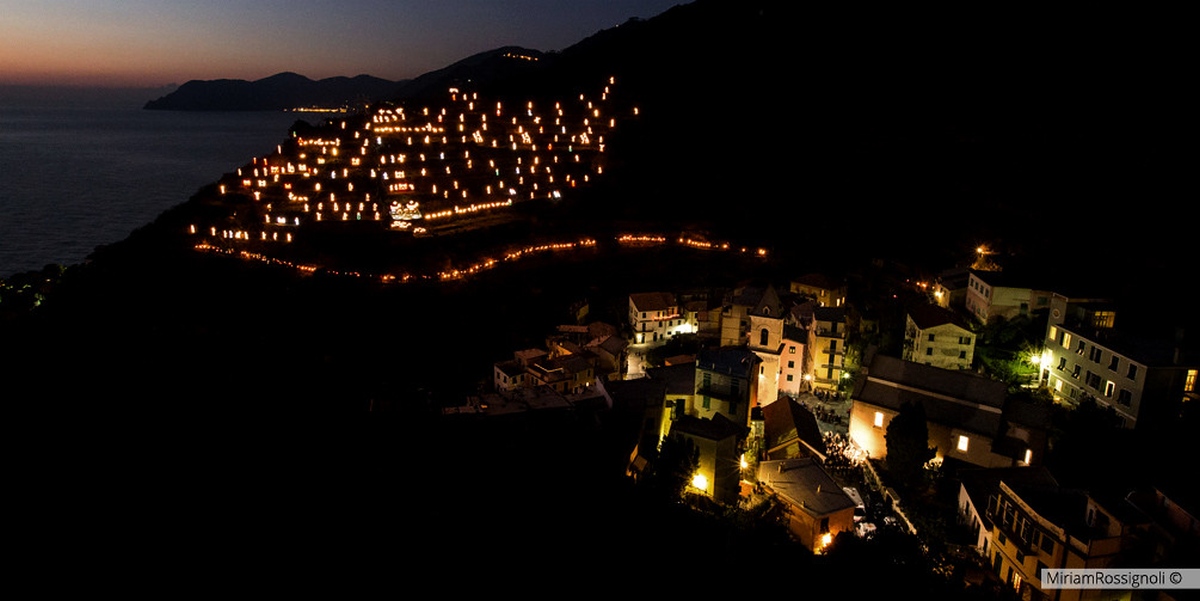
xmin=671 ymin=412 xmax=744 ymax=441
xmin=958 ymin=466 xmax=1058 ymax=528
xmin=758 ymin=457 xmax=856 ymax=517
xmin=908 ymin=303 xmax=969 ymax=331
xmin=630 ymin=292 xmax=676 ymax=312
xmin=762 ymin=398 xmax=826 ymax=457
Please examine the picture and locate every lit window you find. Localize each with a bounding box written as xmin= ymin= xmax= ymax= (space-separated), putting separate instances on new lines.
xmin=873 ymin=412 xmax=884 ymax=428
xmin=789 ymin=346 xmax=796 ymax=354
xmin=1104 ymin=381 xmax=1115 ymax=397
xmin=1187 ymin=370 xmax=1198 ymax=392
xmin=957 ymin=435 xmax=969 ymax=452
xmin=1023 ymin=449 xmax=1033 ymax=465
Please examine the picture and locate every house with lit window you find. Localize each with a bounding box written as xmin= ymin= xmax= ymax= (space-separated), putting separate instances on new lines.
xmin=808 ymin=306 xmax=847 ymax=392
xmin=964 ymin=269 xmax=1054 ymax=325
xmin=757 ymin=457 xmax=856 ymax=552
xmin=669 ymin=413 xmax=745 ymax=504
xmin=931 ymin=267 xmax=971 ymax=311
xmin=492 ymin=346 xmax=598 ymax=396
xmin=645 ymin=362 xmax=699 ymax=451
xmin=629 ymin=292 xmax=693 ymax=344
xmin=903 ymin=303 xmax=976 ymax=371
xmin=848 ymin=352 xmax=1050 ymax=469
xmin=1040 ymin=301 xmax=1198 ymax=430
xmin=789 ymin=273 xmax=846 ymax=308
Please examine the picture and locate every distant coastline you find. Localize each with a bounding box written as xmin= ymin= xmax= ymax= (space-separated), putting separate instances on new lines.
xmin=142 ymin=72 xmax=403 ymax=111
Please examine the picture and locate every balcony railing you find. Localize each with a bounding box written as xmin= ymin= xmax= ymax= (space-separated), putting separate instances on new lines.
xmin=987 ymin=503 xmax=1034 ymax=555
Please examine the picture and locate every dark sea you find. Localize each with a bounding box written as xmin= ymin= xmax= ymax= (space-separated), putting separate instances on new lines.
xmin=0 ymin=86 xmax=325 ymax=278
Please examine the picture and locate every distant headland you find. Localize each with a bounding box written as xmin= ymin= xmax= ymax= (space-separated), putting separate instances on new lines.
xmin=142 ymin=46 xmax=550 ymax=112
xmin=142 ymin=72 xmax=405 ymax=111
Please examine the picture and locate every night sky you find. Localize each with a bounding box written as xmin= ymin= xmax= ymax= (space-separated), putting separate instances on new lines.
xmin=0 ymin=0 xmax=683 ymax=86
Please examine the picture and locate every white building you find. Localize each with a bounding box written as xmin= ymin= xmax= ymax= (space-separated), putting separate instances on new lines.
xmin=629 ymin=292 xmax=695 ymax=344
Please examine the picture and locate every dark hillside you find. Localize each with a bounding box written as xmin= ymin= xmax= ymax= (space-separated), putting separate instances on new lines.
xmin=7 ymin=0 xmax=1191 ymax=412
xmin=473 ymin=1 xmax=1190 ymax=277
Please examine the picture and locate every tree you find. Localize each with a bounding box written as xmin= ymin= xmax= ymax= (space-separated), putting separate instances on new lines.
xmin=885 ymin=401 xmax=937 ymax=489
xmin=640 ymin=434 xmax=699 ymax=502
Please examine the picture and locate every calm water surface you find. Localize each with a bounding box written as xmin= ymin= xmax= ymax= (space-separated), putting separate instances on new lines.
xmin=0 ymin=86 xmax=325 ymax=277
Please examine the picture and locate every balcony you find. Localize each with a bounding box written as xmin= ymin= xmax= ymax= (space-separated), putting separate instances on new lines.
xmin=987 ymin=501 xmax=1035 ymax=555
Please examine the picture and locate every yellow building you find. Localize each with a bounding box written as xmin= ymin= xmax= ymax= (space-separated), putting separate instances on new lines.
xmin=848 ymin=353 xmax=1049 ymax=468
xmin=809 ymin=306 xmax=847 ymax=392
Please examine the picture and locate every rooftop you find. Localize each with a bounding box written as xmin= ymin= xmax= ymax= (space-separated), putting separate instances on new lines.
xmin=908 ymin=303 xmax=970 ymax=331
xmin=762 ymin=398 xmax=826 ymax=459
xmin=671 ymin=413 xmax=744 ymax=442
xmin=696 ymin=346 xmax=761 ymax=378
xmin=630 ymin=292 xmax=677 ymax=313
xmin=645 ymin=362 xmax=697 ymax=395
xmin=853 ymin=353 xmax=1008 ymax=437
xmin=758 ymin=457 xmax=856 ymax=517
